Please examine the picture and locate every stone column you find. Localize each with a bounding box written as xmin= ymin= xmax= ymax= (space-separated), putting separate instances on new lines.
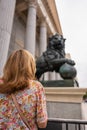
xmin=49 ymin=71 xmax=56 ymax=80
xmin=25 ymin=0 xmax=37 ymax=56
xmin=55 ymin=73 xmax=58 ymax=80
xmin=39 ymin=19 xmax=49 ymax=80
xmin=56 ymin=73 xmax=63 ymax=80
xmin=39 ymin=19 xmax=47 ymax=55
xmin=0 ymin=0 xmax=16 ymax=76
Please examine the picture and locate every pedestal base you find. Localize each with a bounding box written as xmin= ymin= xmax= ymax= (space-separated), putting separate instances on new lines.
xmin=40 ymin=80 xmax=75 ymax=87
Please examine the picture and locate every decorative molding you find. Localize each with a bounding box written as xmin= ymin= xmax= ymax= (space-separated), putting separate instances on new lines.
xmin=45 ymin=87 xmax=87 ymax=103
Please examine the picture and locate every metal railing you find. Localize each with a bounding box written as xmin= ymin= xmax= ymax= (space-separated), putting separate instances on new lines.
xmin=39 ymin=118 xmax=87 ymax=130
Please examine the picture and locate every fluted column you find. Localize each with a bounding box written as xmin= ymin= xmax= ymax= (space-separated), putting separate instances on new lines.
xmin=39 ymin=19 xmax=49 ymax=80
xmin=0 ymin=0 xmax=16 ymax=76
xmin=25 ymin=0 xmax=37 ymax=56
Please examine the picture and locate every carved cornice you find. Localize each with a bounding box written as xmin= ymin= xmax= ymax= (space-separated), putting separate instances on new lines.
xmin=45 ymin=87 xmax=87 ymax=103
xmin=38 ymin=0 xmax=56 ymax=34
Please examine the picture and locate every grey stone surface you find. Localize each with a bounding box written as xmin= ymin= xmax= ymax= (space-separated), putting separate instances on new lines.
xmin=47 ymin=101 xmax=81 ymax=119
xmin=14 ymin=17 xmax=25 ymax=45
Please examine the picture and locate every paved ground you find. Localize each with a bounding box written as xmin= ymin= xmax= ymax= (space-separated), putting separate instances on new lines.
xmin=81 ymin=102 xmax=87 ymax=130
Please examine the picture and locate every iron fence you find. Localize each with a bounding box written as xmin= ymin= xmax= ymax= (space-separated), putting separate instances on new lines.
xmin=39 ymin=118 xmax=87 ymax=130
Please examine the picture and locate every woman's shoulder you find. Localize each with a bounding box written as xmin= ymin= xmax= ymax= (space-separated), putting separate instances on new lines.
xmin=30 ymin=80 xmax=44 ymax=90
xmin=16 ymin=80 xmax=44 ymax=97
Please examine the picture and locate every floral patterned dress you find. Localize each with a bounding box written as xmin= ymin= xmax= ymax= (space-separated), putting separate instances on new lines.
xmin=0 ymin=80 xmax=48 ymax=130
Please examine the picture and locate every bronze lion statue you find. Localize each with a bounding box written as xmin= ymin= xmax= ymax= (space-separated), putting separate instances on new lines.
xmin=36 ymin=33 xmax=76 ymax=79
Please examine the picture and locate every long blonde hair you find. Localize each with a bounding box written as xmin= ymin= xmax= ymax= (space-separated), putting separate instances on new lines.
xmin=0 ymin=49 xmax=36 ymax=94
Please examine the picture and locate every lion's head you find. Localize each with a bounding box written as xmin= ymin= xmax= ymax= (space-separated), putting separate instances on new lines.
xmin=47 ymin=33 xmax=66 ymax=50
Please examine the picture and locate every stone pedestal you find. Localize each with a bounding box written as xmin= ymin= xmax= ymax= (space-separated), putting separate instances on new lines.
xmin=41 ymin=80 xmax=75 ymax=87
xmin=45 ymin=87 xmax=87 ymax=130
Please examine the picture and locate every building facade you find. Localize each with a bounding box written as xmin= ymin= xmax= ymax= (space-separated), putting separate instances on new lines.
xmin=0 ymin=0 xmax=62 ymax=80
